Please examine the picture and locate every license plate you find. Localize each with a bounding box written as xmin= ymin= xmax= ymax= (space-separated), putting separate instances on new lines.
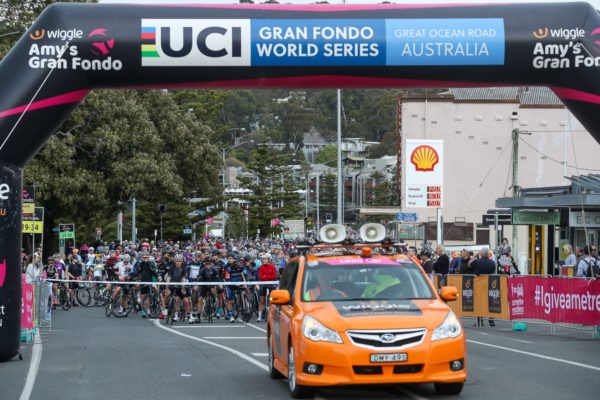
xmin=370 ymin=353 xmax=408 ymax=363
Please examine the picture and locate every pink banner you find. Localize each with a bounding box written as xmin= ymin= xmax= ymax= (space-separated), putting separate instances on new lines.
xmin=21 ymin=274 xmax=34 ymax=329
xmin=508 ymin=276 xmax=600 ymax=325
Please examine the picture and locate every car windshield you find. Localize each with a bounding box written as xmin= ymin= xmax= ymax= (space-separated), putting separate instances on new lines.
xmin=301 ymin=259 xmax=435 ymax=302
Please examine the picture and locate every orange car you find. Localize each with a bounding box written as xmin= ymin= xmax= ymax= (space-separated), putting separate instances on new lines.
xmin=267 ymin=248 xmax=466 ymax=398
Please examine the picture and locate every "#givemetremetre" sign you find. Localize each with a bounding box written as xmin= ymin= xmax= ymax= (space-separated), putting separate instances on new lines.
xmin=141 ymin=18 xmax=505 ymax=67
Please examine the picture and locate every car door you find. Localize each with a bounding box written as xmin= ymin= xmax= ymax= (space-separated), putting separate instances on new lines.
xmin=273 ymin=259 xmax=299 ymax=364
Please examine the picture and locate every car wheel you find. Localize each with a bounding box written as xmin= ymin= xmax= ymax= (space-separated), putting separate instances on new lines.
xmin=288 ymin=344 xmax=315 ymax=399
xmin=268 ymin=334 xmax=283 ymax=380
xmin=434 ymin=382 xmax=464 ymax=395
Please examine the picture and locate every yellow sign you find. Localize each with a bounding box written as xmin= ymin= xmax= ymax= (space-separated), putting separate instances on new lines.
xmin=22 ymin=220 xmax=43 ymax=234
xmin=23 ymin=203 xmax=35 ymax=214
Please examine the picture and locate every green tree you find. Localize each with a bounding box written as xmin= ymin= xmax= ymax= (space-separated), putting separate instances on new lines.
xmin=225 ymin=204 xmax=247 ymax=239
xmin=314 ymin=145 xmax=338 ymax=167
xmin=237 ymin=146 xmax=302 ymax=238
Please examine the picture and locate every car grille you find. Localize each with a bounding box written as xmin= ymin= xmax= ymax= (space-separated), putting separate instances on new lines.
xmin=346 ymin=329 xmax=426 ymax=350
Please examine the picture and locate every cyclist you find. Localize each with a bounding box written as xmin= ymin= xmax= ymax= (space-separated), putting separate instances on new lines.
xmin=137 ymin=252 xmax=159 ymax=318
xmin=191 ymin=258 xmax=219 ymax=323
xmin=161 ymin=254 xmax=191 ymax=322
xmin=211 ymin=250 xmax=226 ymax=318
xmin=257 ymin=254 xmax=277 ymax=322
xmin=224 ymin=254 xmax=248 ymax=323
xmin=186 ymin=252 xmax=204 ymax=322
xmin=44 ymin=256 xmax=59 ymax=310
xmin=113 ymin=254 xmax=135 ymax=316
xmin=66 ymin=252 xmax=84 ymax=307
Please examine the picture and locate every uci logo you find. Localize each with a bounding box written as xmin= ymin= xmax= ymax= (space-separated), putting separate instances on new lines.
xmin=141 ymin=19 xmax=251 ymax=67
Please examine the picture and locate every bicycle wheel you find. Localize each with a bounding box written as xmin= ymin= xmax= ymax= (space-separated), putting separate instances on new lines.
xmin=76 ymin=288 xmax=93 ymax=307
xmin=105 ymin=298 xmax=113 ymax=317
xmin=251 ymin=290 xmax=260 ymax=316
xmin=142 ymin=293 xmax=161 ymax=319
xmin=241 ymin=292 xmax=253 ymax=323
xmin=96 ymin=287 xmax=110 ymax=307
xmin=112 ymin=292 xmax=132 ymax=318
xmin=167 ymin=296 xmax=176 ymax=325
xmin=62 ymin=290 xmax=72 ymax=311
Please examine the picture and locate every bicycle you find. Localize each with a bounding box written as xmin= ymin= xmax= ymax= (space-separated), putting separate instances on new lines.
xmin=109 ymin=285 xmax=134 ymax=318
xmin=75 ymin=282 xmax=93 ymax=307
xmin=234 ymin=287 xmax=254 ymax=323
xmin=201 ymin=291 xmax=218 ymax=323
xmin=141 ymin=286 xmax=161 ymax=319
xmin=58 ymin=284 xmax=72 ymax=311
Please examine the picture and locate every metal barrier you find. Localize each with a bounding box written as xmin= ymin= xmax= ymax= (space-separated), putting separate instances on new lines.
xmin=432 ymin=273 xmax=600 ymax=339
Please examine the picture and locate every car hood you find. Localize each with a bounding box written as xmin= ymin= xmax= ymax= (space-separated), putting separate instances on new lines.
xmin=300 ymin=299 xmax=451 ymax=331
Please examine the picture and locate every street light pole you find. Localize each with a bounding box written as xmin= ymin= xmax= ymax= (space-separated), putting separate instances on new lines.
xmin=337 ymin=89 xmax=343 ymax=225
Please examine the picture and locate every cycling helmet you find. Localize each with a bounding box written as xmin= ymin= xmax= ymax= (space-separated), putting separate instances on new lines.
xmin=122 ymin=254 xmax=131 ymax=262
xmin=243 ymin=255 xmax=252 ymax=262
xmin=174 ymin=254 xmax=184 ymax=262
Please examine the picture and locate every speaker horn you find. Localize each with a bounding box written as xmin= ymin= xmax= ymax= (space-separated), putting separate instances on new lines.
xmin=360 ymin=223 xmax=386 ymax=243
xmin=319 ymin=224 xmax=347 ymax=244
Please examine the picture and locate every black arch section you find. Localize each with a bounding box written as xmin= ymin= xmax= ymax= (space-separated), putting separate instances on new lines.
xmin=2 ymin=2 xmax=600 ymax=360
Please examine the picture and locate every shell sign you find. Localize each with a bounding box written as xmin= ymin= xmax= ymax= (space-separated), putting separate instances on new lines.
xmin=410 ymin=145 xmax=439 ymax=172
xmin=405 ymin=139 xmax=443 ymax=209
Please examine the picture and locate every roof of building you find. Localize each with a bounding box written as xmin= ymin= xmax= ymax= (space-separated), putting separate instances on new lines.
xmin=432 ymin=87 xmax=564 ymax=106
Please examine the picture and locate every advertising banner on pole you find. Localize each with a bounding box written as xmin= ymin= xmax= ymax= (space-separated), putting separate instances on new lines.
xmin=21 ymin=274 xmax=34 ymax=330
xmin=508 ymin=276 xmax=600 ymax=325
xmin=405 ymin=139 xmax=443 ymax=208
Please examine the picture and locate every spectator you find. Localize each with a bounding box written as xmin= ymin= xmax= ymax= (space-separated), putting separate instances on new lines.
xmin=448 ymin=252 xmax=461 ymax=274
xmin=576 ymin=245 xmax=596 ymax=277
xmin=470 ymin=247 xmax=496 ymax=326
xmin=419 ymin=247 xmax=434 ymax=274
xmin=459 ymin=249 xmax=472 ymax=274
xmin=25 ymin=254 xmax=42 ymax=284
xmin=433 ymin=245 xmax=449 ymax=275
xmin=562 ymin=244 xmax=577 ymax=267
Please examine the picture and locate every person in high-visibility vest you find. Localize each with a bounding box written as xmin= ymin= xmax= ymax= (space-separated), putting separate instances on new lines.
xmin=303 ymin=270 xmax=347 ymax=301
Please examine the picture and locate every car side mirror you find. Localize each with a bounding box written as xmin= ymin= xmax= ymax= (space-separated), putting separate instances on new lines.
xmin=441 ymin=286 xmax=458 ymax=302
xmin=270 ymin=289 xmax=291 ymax=305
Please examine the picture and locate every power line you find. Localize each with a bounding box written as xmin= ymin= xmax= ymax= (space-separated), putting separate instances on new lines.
xmin=519 ymin=136 xmax=600 ymax=172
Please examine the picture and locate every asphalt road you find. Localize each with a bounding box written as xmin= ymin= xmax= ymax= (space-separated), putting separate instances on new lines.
xmin=2 ymin=307 xmax=600 ymax=400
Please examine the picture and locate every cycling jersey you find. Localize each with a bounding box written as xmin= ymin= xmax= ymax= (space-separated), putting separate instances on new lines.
xmin=116 ymin=262 xmax=135 ymax=280
xmin=198 ymin=266 xmax=218 ymax=282
xmin=258 ymin=263 xmax=277 ymax=281
xmin=138 ymin=260 xmax=158 ymax=282
xmin=226 ymin=264 xmax=248 ymax=283
xmin=168 ymin=266 xmax=186 ymax=283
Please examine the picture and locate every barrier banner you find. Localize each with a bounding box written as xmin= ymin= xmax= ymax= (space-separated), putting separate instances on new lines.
xmin=462 ymin=275 xmax=475 ymax=312
xmin=508 ymin=277 xmax=600 ymax=325
xmin=488 ymin=275 xmax=502 ymax=314
xmin=445 ymin=274 xmax=509 ymax=320
xmin=21 ymin=275 xmax=34 ymax=330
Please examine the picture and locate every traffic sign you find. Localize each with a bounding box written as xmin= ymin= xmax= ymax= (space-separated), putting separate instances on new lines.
xmin=59 ymin=223 xmax=75 ymax=239
xmin=183 ymin=226 xmax=192 ymax=235
xmin=481 ymin=213 xmax=512 ymax=226
xmin=396 ymin=212 xmax=418 ymax=223
xmin=22 ymin=207 xmax=44 ymax=233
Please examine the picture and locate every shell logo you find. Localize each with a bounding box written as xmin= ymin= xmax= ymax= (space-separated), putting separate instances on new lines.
xmin=410 ymin=145 xmax=439 ymax=172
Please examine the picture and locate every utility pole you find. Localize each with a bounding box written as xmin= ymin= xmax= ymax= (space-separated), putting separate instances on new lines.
xmin=131 ymin=197 xmax=136 ymax=244
xmin=337 ymin=89 xmax=343 ymax=225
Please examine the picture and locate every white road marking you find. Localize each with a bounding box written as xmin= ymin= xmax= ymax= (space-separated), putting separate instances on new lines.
xmin=469 ymin=331 xmax=489 ymax=335
xmin=244 ymin=322 xmax=268 ymax=333
xmin=180 ymin=373 xmax=192 ymax=377
xmin=172 ymin=325 xmax=245 ymax=329
xmin=468 ymin=330 xmax=531 ymax=343
xmin=154 ymin=319 xmax=268 ymax=371
xmin=203 ymin=336 xmax=265 ymax=340
xmin=19 ymin=332 xmax=43 ymax=400
xmin=467 ymin=339 xmax=600 ymax=371
xmin=252 ymin=353 xmax=269 ymax=357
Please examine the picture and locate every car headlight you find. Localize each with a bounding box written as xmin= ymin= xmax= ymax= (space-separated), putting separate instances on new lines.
xmin=302 ymin=315 xmax=342 ymax=344
xmin=431 ymin=311 xmax=462 ymax=341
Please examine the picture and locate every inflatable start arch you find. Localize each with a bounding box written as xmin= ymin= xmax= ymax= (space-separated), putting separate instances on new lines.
xmin=2 ymin=2 xmax=600 ymax=359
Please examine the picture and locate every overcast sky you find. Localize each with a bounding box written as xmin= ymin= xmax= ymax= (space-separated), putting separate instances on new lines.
xmin=100 ymin=0 xmax=600 ymax=7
